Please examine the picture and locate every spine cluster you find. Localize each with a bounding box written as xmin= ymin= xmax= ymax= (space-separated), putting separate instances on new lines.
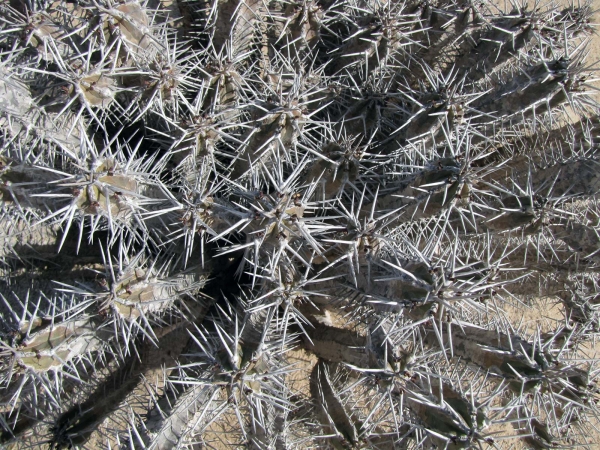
xmin=0 ymin=0 xmax=599 ymax=448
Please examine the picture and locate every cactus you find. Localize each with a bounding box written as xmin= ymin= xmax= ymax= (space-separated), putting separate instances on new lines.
xmin=1 ymin=0 xmax=600 ymax=448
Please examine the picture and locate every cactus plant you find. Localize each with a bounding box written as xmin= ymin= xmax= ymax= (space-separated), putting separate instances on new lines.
xmin=1 ymin=0 xmax=600 ymax=448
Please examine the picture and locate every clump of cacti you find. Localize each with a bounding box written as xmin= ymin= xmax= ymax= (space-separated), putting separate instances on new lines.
xmin=1 ymin=0 xmax=600 ymax=448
